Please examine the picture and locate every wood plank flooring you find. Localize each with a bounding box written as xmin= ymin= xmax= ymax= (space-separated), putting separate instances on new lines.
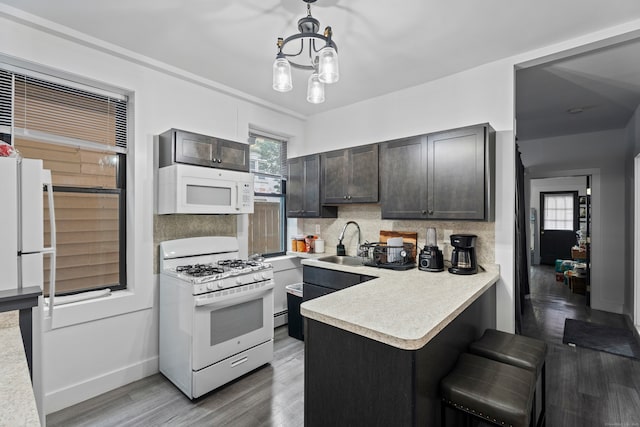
xmin=521 ymin=265 xmax=640 ymax=426
xmin=47 ymin=326 xmax=305 ymax=427
xmin=48 ymin=267 xmax=640 ymax=426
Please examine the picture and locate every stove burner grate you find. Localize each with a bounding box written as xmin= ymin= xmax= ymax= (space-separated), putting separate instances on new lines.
xmin=176 ymin=264 xmax=225 ymax=277
xmin=218 ymin=259 xmax=247 ymax=269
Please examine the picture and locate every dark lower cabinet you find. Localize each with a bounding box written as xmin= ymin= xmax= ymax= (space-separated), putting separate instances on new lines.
xmin=304 ymin=284 xmax=496 ymax=427
xmin=302 ymin=265 xmax=375 ymax=302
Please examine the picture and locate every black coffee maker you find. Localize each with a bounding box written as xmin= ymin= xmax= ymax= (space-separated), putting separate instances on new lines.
xmin=448 ymin=234 xmax=478 ymax=275
xmin=419 ymin=227 xmax=444 ymax=272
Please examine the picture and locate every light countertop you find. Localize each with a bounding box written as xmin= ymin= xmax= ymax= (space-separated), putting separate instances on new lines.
xmin=300 ymin=259 xmax=500 ymax=350
xmin=0 ymin=311 xmax=40 ymax=427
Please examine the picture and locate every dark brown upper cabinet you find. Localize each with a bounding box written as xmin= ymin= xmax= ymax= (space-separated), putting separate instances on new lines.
xmin=158 ymin=128 xmax=250 ymax=172
xmin=380 ymin=124 xmax=495 ymax=220
xmin=321 ymin=144 xmax=379 ymax=204
xmin=287 ymin=154 xmax=337 ymax=218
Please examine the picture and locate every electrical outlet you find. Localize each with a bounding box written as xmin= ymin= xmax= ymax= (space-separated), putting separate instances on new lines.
xmin=444 ymin=229 xmax=453 ymax=242
xmin=315 ymin=224 xmax=321 ymax=235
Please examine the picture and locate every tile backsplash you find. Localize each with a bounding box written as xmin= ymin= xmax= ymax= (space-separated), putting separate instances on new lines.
xmin=296 ymin=205 xmax=495 ymax=267
xmin=153 ymin=214 xmax=236 ymax=273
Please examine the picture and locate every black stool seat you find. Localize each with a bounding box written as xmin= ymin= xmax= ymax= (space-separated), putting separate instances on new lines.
xmin=470 ymin=329 xmax=547 ymax=376
xmin=441 ymin=353 xmax=536 ymax=427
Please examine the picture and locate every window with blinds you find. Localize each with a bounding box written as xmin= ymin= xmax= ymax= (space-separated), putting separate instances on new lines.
xmin=1 ymin=66 xmax=128 ymax=296
xmin=248 ymin=133 xmax=287 ymax=256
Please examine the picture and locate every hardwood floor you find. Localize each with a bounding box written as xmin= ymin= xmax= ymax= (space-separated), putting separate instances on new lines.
xmin=521 ymin=265 xmax=640 ymax=426
xmin=48 ymin=268 xmax=640 ymax=426
xmin=47 ymin=326 xmax=305 ymax=427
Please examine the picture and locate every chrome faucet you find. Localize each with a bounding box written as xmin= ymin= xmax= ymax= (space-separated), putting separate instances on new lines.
xmin=337 ymin=221 xmax=361 ymax=256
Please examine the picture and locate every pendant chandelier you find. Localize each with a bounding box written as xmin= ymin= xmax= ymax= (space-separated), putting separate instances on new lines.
xmin=272 ymin=0 xmax=339 ymax=104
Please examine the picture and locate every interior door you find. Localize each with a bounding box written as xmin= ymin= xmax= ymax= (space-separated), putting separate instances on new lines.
xmin=540 ymin=191 xmax=579 ymax=265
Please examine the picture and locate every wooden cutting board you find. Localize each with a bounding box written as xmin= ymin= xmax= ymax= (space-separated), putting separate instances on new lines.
xmin=379 ymin=230 xmax=418 ymax=260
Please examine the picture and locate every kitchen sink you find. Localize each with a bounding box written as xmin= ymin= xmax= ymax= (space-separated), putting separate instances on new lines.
xmin=317 ymin=255 xmax=363 ymax=267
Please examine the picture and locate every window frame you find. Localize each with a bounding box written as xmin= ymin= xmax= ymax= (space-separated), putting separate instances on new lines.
xmin=248 ymin=133 xmax=287 ymax=258
xmin=541 ymin=191 xmax=579 ymax=231
xmin=0 ymin=55 xmax=142 ymax=330
xmin=47 ymin=150 xmax=127 ymax=295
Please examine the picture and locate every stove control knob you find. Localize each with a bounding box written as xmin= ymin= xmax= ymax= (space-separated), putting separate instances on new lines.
xmin=236 ymin=278 xmax=243 ymax=285
xmin=261 ymin=273 xmax=269 ymax=280
xmin=216 ymin=281 xmax=224 ymax=289
xmin=207 ymin=283 xmax=216 ymax=291
xmin=253 ymin=274 xmax=261 ymax=281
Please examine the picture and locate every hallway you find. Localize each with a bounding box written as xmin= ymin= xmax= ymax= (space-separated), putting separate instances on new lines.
xmin=521 ymin=265 xmax=640 ymax=426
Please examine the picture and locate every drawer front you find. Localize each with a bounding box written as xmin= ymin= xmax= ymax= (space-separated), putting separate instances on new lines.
xmin=303 ymin=266 xmax=374 ymax=291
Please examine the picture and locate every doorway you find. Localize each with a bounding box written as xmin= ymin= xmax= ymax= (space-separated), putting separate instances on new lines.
xmin=514 ymin=33 xmax=639 ymax=349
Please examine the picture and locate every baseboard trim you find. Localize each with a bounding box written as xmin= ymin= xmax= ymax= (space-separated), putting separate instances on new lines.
xmin=591 ymin=298 xmax=624 ymax=314
xmin=624 ymin=314 xmax=640 ymax=343
xmin=45 ymin=356 xmax=159 ymax=415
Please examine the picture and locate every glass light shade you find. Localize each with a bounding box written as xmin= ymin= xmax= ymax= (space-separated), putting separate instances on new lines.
xmin=306 ymin=73 xmax=325 ymax=104
xmin=272 ymin=57 xmax=292 ymax=92
xmin=318 ymin=47 xmax=339 ymax=84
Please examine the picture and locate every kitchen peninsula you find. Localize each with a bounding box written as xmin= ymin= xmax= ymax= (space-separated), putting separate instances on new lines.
xmin=300 ymin=259 xmax=499 ymax=426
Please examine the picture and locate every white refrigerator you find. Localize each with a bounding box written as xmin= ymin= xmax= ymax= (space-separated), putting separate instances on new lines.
xmin=0 ymin=155 xmax=56 ymax=423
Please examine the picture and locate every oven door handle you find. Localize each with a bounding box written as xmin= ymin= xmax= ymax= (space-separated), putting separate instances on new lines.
xmin=194 ymin=287 xmax=272 ymax=309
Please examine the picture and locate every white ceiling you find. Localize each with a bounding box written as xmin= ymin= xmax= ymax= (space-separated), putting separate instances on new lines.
xmin=3 ymin=0 xmax=640 ymax=119
xmin=516 ymin=38 xmax=640 ymax=141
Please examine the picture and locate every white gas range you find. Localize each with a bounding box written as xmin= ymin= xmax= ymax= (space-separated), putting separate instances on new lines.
xmin=159 ymin=236 xmax=274 ymax=399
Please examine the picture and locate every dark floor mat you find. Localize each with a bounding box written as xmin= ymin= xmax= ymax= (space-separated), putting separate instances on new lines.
xmin=563 ymin=318 xmax=640 ymax=360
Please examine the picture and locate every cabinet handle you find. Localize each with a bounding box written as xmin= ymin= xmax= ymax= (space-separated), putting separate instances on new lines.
xmin=347 ymin=195 xmax=352 ymax=200
xmin=428 ymin=210 xmax=434 ymax=215
xmin=422 ymin=210 xmax=427 ymax=215
xmin=217 ymin=159 xmax=222 ymax=163
xmin=344 ymin=195 xmax=348 ymax=199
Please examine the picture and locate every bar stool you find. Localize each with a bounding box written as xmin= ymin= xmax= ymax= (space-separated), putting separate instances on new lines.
xmin=469 ymin=329 xmax=547 ymax=427
xmin=441 ymin=353 xmax=536 ymax=427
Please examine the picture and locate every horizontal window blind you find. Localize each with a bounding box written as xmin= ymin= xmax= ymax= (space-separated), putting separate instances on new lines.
xmin=1 ymin=63 xmax=129 ymax=296
xmin=249 ymin=131 xmax=288 ymax=179
xmin=0 ymin=68 xmax=127 ymax=153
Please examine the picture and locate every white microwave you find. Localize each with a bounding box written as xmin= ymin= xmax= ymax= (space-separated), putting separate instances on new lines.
xmin=158 ymin=164 xmax=254 ymax=214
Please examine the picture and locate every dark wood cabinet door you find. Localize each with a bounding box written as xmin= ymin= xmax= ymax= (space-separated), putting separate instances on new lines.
xmin=427 ymin=126 xmax=486 ymax=220
xmin=287 ymin=155 xmax=337 ymax=218
xmin=287 ymin=157 xmax=305 ymax=217
xmin=173 ymin=129 xmax=215 ymax=167
xmin=301 ymin=155 xmax=321 ymax=217
xmin=217 ymin=138 xmax=250 ymax=172
xmin=320 ymin=150 xmax=347 ymax=204
xmin=321 ymin=144 xmax=379 ymax=204
xmin=380 ymin=136 xmax=428 ymax=218
xmin=348 ymin=144 xmax=379 ymax=203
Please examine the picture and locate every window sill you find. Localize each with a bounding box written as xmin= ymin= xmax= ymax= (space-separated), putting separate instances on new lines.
xmin=43 ymin=287 xmax=153 ymax=330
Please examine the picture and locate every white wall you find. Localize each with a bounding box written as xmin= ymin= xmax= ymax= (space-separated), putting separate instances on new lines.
xmin=3 ymin=5 xmax=640 ymax=413
xmin=0 ymin=13 xmax=304 ymax=413
xmin=528 ymin=176 xmax=587 ymax=265
xmin=520 ymin=129 xmax=627 ymax=313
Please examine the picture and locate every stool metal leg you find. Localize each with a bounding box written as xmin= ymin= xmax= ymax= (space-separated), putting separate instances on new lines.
xmin=537 ymin=361 xmax=546 ymax=427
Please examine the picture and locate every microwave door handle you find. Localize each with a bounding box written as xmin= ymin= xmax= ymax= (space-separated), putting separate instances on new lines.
xmin=235 ymin=183 xmax=240 ymax=211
